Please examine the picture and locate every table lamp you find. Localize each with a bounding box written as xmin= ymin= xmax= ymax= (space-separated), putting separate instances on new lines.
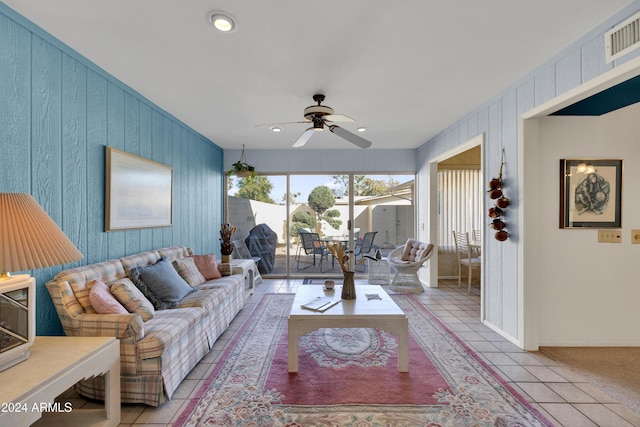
xmin=0 ymin=193 xmax=83 ymax=371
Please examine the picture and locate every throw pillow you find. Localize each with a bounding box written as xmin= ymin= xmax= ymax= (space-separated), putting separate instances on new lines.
xmin=189 ymin=253 xmax=222 ymax=280
xmin=110 ymin=278 xmax=155 ymax=321
xmin=89 ymin=279 xmax=128 ymax=315
xmin=129 ymin=257 xmax=196 ymax=309
xmin=172 ymin=257 xmax=206 ymax=287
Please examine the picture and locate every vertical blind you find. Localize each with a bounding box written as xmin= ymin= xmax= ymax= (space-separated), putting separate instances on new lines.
xmin=438 ymin=169 xmax=482 ymax=247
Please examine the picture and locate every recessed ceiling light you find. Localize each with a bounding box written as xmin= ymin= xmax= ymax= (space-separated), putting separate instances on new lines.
xmin=357 ymin=127 xmax=367 ymax=132
xmin=269 ymin=126 xmax=282 ymax=132
xmin=206 ymin=10 xmax=237 ymax=33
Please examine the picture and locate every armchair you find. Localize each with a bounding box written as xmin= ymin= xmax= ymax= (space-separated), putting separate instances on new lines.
xmin=387 ymin=238 xmax=434 ymax=293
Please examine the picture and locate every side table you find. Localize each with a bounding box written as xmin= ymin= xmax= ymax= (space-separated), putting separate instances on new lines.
xmin=231 ymin=258 xmax=262 ymax=289
xmin=368 ymin=258 xmax=391 ymax=285
xmin=0 ymin=336 xmax=120 ymax=427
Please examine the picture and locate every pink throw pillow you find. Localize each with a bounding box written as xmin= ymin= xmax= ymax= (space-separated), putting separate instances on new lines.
xmin=89 ymin=279 xmax=128 ymax=315
xmin=189 ymin=253 xmax=222 ymax=280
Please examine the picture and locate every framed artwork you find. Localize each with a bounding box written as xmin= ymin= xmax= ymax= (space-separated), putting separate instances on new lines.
xmin=559 ymin=159 xmax=622 ymax=229
xmin=105 ymin=147 xmax=173 ymax=231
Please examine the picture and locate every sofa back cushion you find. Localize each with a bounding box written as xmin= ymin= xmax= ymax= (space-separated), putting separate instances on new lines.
xmin=157 ymin=246 xmax=192 ymax=260
xmin=120 ymin=250 xmax=161 ymax=278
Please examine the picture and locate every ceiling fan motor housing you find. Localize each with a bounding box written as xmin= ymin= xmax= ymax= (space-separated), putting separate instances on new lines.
xmin=303 ymin=104 xmax=334 ymax=121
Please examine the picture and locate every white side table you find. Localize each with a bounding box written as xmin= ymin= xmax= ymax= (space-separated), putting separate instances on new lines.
xmin=0 ymin=336 xmax=120 ymax=427
xmin=368 ymin=258 xmax=390 ymax=285
xmin=231 ymin=258 xmax=262 ymax=289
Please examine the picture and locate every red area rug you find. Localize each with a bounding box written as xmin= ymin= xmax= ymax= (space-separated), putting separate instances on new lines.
xmin=175 ymin=293 xmax=553 ymax=426
xmin=266 ymin=327 xmax=448 ymax=405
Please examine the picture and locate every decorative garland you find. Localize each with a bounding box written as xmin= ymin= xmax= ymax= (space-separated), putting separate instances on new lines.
xmin=488 ymin=148 xmax=510 ymax=241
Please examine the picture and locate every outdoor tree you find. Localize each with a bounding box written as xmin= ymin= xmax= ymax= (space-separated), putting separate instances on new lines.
xmin=290 ymin=210 xmax=317 ymax=238
xmin=307 ymin=185 xmax=342 ymax=231
xmin=331 ymin=175 xmax=400 ymax=197
xmin=235 ymin=176 xmax=275 ymax=203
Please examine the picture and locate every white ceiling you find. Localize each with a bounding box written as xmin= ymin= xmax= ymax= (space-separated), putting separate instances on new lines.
xmin=3 ymin=0 xmax=633 ymax=150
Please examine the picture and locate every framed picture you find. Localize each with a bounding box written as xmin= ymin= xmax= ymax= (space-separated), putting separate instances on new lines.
xmin=559 ymin=159 xmax=622 ymax=228
xmin=105 ymin=147 xmax=173 ymax=231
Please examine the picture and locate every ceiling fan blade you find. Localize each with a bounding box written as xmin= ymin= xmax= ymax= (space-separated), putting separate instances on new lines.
xmin=328 ymin=125 xmax=372 ymax=148
xmin=323 ymin=114 xmax=355 ymax=123
xmin=293 ymin=128 xmax=315 ymax=148
xmin=255 ymin=121 xmax=307 ymax=127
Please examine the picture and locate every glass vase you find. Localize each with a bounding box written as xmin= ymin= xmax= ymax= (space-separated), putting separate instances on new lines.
xmin=341 ymin=271 xmax=356 ymax=300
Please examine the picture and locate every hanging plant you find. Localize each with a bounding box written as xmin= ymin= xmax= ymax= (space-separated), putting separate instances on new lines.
xmin=227 ymin=144 xmax=256 ymax=177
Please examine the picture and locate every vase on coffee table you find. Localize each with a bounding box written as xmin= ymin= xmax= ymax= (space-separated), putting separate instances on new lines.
xmin=341 ymin=271 xmax=356 ymax=299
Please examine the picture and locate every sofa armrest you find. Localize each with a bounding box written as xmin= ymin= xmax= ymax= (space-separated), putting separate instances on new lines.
xmin=74 ymin=313 xmax=144 ymax=340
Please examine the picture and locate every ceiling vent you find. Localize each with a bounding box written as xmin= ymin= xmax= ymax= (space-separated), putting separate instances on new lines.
xmin=605 ymin=11 xmax=640 ymax=63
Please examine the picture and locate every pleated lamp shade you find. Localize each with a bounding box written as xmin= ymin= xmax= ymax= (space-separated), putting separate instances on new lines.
xmin=0 ymin=193 xmax=83 ymax=275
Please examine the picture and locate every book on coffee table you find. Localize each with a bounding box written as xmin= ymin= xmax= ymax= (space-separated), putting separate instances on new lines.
xmin=300 ymin=296 xmax=340 ymax=312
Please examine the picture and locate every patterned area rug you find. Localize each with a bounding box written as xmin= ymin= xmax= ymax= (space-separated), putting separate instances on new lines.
xmin=174 ymin=294 xmax=553 ymax=426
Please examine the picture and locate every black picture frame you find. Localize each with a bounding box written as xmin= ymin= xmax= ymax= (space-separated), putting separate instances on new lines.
xmin=559 ymin=159 xmax=622 ymax=228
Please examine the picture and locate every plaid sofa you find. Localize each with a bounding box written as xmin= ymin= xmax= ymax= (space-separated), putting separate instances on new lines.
xmin=45 ymin=246 xmax=245 ymax=406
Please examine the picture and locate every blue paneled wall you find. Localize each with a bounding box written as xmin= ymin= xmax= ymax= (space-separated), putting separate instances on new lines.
xmin=0 ymin=6 xmax=224 ymax=335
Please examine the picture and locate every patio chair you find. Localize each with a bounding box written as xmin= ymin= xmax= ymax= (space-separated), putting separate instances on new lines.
xmin=296 ymin=231 xmax=334 ymax=273
xmin=387 ymin=238 xmax=434 ymax=293
xmin=353 ymin=231 xmax=377 ymax=270
xmin=232 ymin=239 xmax=261 ymax=265
xmin=452 ymin=231 xmax=481 ymax=293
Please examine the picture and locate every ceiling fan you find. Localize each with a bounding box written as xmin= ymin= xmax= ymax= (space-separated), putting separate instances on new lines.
xmin=259 ymin=94 xmax=372 ymax=148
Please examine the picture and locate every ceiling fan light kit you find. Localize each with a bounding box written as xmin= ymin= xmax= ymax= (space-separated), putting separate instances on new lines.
xmin=259 ymin=94 xmax=372 ymax=149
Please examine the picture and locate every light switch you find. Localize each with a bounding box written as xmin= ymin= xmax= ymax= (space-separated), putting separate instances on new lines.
xmin=632 ymin=229 xmax=640 ymax=244
xmin=598 ymin=230 xmax=622 ymax=243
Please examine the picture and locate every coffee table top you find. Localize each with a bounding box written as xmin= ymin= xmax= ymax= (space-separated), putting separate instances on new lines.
xmin=289 ymin=284 xmax=405 ymax=319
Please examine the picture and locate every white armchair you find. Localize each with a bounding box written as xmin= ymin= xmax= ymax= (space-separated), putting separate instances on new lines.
xmin=387 ymin=239 xmax=435 ymax=293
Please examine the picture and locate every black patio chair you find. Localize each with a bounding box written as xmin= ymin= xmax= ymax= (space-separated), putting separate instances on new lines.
xmin=296 ymin=231 xmax=333 ymax=273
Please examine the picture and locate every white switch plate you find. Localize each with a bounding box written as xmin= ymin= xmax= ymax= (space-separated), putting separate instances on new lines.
xmin=598 ymin=230 xmax=622 ymax=243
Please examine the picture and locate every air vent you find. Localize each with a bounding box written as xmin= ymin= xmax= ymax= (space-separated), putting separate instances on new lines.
xmin=605 ymin=11 xmax=640 ymax=63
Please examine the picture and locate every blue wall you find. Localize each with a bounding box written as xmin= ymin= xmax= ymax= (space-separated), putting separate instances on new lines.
xmin=0 ymin=5 xmax=225 ymax=335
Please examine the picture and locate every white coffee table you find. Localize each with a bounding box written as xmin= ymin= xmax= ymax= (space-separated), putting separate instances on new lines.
xmin=288 ymin=284 xmax=408 ymax=372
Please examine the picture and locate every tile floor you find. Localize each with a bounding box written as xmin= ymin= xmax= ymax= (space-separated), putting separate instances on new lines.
xmin=64 ymin=279 xmax=640 ymax=426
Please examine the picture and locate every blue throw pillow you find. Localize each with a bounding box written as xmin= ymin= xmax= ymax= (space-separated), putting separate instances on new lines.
xmin=130 ymin=257 xmax=195 ymax=309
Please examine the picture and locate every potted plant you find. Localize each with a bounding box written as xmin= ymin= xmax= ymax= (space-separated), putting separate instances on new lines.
xmin=227 ymin=144 xmax=256 ymax=177
xmin=219 ymin=223 xmax=237 ymax=263
xmin=227 ymin=160 xmax=255 ymax=178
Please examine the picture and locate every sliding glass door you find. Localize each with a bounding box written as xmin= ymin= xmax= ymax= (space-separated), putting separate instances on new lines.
xmin=226 ymin=173 xmax=414 ymax=278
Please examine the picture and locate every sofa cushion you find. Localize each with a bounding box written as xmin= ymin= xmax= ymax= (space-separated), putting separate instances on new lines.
xmin=172 ymin=257 xmax=206 ymax=287
xmin=111 ymin=278 xmax=155 ymax=321
xmin=90 ymin=279 xmax=128 ymax=314
xmin=71 ymin=284 xmax=97 ymax=314
xmin=189 ymin=253 xmax=222 ymax=280
xmin=137 ymin=307 xmax=203 ymax=359
xmin=130 ymin=257 xmax=196 ymax=310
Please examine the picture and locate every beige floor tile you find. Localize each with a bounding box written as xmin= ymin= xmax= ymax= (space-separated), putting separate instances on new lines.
xmin=573 ymin=403 xmax=635 ymax=427
xmin=525 ymin=366 xmax=571 ymax=382
xmin=546 ymin=383 xmax=597 ymax=403
xmin=516 ymin=382 xmax=565 ymax=403
xmin=539 ymin=403 xmax=599 ymax=427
